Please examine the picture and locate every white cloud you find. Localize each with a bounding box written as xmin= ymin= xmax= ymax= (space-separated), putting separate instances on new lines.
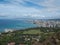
xmin=0 ymin=0 xmax=60 ymax=19
xmin=0 ymin=3 xmax=41 ymax=19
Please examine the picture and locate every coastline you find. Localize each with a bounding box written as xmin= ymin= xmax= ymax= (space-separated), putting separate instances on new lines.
xmin=0 ymin=19 xmax=38 ymax=32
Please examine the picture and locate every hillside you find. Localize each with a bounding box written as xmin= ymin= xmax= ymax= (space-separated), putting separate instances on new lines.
xmin=0 ymin=27 xmax=60 ymax=45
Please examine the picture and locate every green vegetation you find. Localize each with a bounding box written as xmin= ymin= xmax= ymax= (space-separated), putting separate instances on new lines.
xmin=0 ymin=27 xmax=60 ymax=45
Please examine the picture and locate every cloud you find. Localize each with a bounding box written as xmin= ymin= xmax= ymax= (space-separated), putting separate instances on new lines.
xmin=0 ymin=0 xmax=60 ymax=19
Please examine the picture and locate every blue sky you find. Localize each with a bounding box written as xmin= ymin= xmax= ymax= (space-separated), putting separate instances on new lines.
xmin=0 ymin=0 xmax=60 ymax=19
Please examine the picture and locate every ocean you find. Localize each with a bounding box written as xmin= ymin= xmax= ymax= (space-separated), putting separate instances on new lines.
xmin=0 ymin=19 xmax=37 ymax=32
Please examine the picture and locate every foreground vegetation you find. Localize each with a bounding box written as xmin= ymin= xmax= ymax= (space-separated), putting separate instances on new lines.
xmin=0 ymin=27 xmax=60 ymax=45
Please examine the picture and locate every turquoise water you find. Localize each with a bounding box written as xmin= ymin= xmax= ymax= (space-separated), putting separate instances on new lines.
xmin=0 ymin=19 xmax=37 ymax=32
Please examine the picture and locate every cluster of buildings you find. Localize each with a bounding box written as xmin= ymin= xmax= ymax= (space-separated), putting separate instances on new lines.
xmin=7 ymin=32 xmax=60 ymax=45
xmin=7 ymin=34 xmax=41 ymax=45
xmin=4 ymin=29 xmax=14 ymax=32
xmin=32 ymin=20 xmax=60 ymax=28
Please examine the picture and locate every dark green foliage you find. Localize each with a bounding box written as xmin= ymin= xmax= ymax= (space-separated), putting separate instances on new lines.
xmin=0 ymin=27 xmax=60 ymax=45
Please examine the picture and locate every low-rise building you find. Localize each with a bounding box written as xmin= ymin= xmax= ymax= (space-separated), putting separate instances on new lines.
xmin=8 ymin=42 xmax=15 ymax=45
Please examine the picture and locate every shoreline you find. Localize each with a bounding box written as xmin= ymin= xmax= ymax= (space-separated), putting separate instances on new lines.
xmin=1 ymin=27 xmax=60 ymax=34
xmin=0 ymin=26 xmax=39 ymax=33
